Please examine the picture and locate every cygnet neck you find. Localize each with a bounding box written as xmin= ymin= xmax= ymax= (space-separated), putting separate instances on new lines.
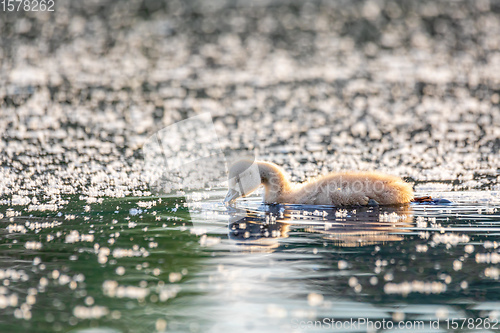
xmin=257 ymin=161 xmax=293 ymax=203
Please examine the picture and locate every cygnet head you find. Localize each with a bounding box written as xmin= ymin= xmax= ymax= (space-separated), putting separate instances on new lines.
xmin=224 ymin=159 xmax=262 ymax=204
xmin=224 ymin=159 xmax=292 ymax=204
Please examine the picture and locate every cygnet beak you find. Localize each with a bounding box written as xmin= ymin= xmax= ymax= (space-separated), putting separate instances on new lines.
xmin=223 ymin=189 xmax=240 ymax=205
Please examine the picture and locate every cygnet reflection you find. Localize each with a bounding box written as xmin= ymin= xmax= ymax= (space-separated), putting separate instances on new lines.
xmin=227 ymin=204 xmax=413 ymax=248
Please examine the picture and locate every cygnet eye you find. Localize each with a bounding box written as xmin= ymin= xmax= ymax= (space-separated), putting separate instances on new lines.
xmin=228 ymin=176 xmax=238 ymax=189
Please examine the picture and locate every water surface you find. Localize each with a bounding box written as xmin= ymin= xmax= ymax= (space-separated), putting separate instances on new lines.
xmin=2 ymin=190 xmax=500 ymax=332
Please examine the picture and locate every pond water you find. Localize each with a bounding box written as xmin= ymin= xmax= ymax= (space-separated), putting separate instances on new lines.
xmin=1 ymin=188 xmax=500 ymax=333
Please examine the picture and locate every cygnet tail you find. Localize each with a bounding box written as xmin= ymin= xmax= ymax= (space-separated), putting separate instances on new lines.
xmin=354 ymin=172 xmax=413 ymax=205
xmin=379 ymin=178 xmax=414 ymax=204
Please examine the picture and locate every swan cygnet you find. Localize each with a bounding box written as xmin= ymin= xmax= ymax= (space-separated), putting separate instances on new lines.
xmin=224 ymin=160 xmax=413 ymax=206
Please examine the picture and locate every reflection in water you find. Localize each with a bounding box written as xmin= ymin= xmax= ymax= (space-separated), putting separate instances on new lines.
xmin=227 ymin=204 xmax=413 ymax=249
xmin=195 ymin=200 xmax=500 ymax=333
xmin=2 ymin=192 xmax=500 ymax=333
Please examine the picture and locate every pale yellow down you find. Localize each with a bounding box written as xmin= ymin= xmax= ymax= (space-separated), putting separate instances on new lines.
xmin=224 ymin=160 xmax=414 ymax=206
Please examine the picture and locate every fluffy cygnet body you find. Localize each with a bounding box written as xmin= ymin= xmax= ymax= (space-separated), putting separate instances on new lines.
xmin=224 ymin=160 xmax=413 ymax=206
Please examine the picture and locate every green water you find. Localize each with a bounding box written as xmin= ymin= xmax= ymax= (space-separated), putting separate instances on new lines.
xmin=2 ymin=192 xmax=500 ymax=332
xmin=0 ymin=196 xmax=205 ymax=333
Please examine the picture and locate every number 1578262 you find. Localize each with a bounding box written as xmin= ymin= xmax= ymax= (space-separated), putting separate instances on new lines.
xmin=1 ymin=0 xmax=55 ymax=12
